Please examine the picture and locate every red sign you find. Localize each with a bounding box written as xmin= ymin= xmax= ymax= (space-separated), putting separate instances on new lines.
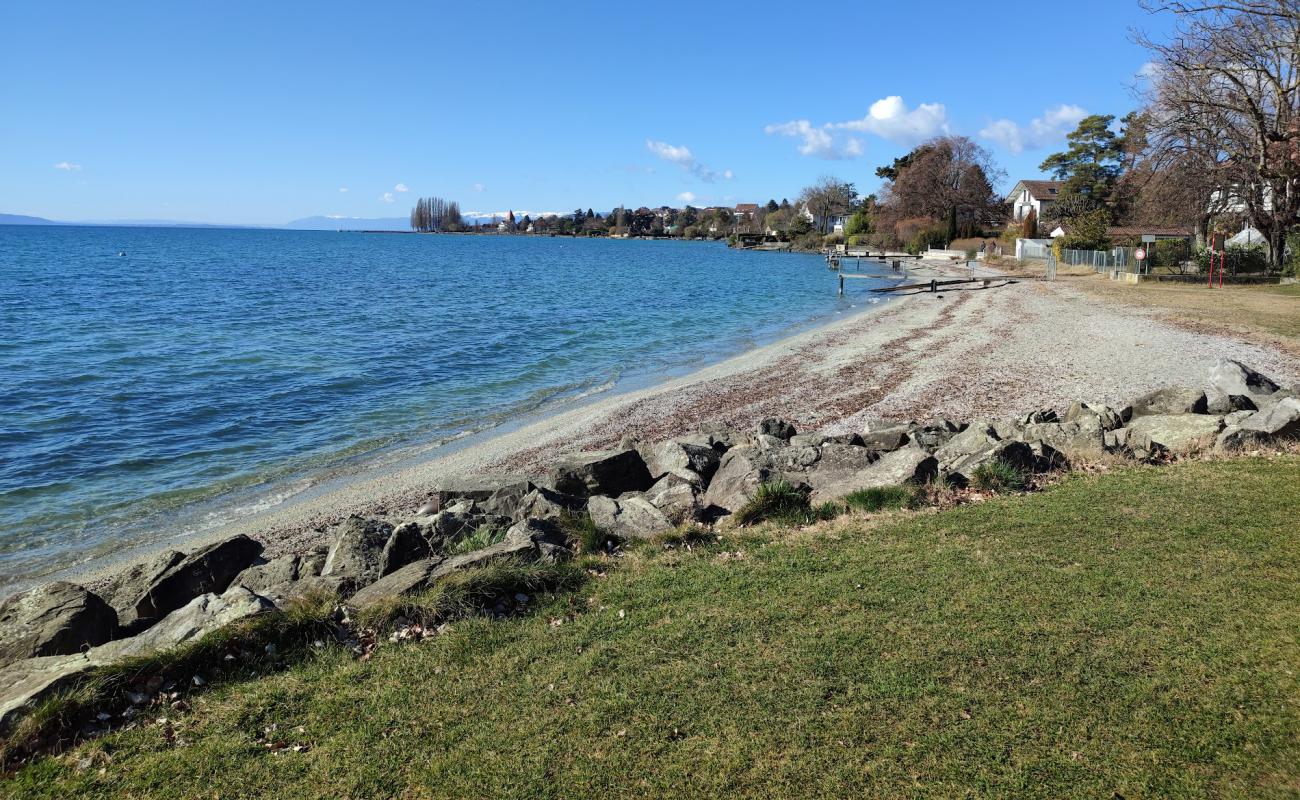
xmin=1135 ymin=248 xmax=1147 ymax=261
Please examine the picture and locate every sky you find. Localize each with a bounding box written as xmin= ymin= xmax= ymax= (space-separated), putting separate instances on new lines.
xmin=0 ymin=1 xmax=1171 ymax=226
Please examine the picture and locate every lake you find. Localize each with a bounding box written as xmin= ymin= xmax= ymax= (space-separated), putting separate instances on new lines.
xmin=0 ymin=227 xmax=894 ymax=587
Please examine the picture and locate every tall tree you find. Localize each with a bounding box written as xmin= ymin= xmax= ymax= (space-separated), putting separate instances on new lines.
xmin=876 ymin=136 xmax=1004 ymax=244
xmin=1039 ymin=114 xmax=1128 ymax=214
xmin=1137 ymin=0 xmax=1300 ymax=267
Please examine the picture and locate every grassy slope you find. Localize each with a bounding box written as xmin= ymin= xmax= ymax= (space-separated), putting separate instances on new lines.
xmin=1068 ymin=275 xmax=1300 ymax=351
xmin=9 ymin=457 xmax=1300 ymax=799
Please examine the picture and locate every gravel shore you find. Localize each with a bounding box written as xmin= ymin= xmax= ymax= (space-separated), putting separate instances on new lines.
xmin=65 ymin=262 xmax=1300 ymax=578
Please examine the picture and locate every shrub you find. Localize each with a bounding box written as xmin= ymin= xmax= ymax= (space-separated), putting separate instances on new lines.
xmin=734 ymin=481 xmax=812 ymax=526
xmin=1195 ymin=244 xmax=1271 ymax=275
xmin=447 ymin=526 xmax=507 ymax=555
xmin=971 ymin=459 xmax=1027 ymax=492
xmin=843 ymin=485 xmax=920 ymax=513
xmin=556 ymin=512 xmax=612 ymax=555
xmin=814 ymin=501 xmax=845 ymax=521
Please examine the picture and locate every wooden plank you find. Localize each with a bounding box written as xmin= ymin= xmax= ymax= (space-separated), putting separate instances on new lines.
xmin=869 ymin=277 xmax=1003 ymax=293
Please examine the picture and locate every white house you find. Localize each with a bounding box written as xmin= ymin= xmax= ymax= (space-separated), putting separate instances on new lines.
xmin=1007 ymin=180 xmax=1062 ymax=222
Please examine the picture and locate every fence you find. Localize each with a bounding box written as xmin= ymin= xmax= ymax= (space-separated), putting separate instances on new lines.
xmin=1058 ymin=247 xmax=1134 ymax=272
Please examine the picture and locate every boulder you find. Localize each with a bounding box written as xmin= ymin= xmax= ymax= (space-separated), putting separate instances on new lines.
xmin=859 ymin=426 xmax=911 ymax=452
xmin=348 ymin=520 xmax=569 ymax=608
xmin=695 ymin=422 xmax=748 ymax=451
xmin=321 ymin=517 xmax=394 ymax=586
xmin=1021 ymin=421 xmax=1105 ymax=454
xmin=233 ymin=552 xmax=325 ymax=594
xmin=934 ymin=422 xmax=999 ymax=463
xmin=1242 ymin=396 xmax=1300 ymax=436
xmin=511 ymin=487 xmax=587 ymax=524
xmin=909 ymin=422 xmax=958 ymax=452
xmin=475 ymin=480 xmax=537 ymax=518
xmin=1063 ymin=402 xmax=1124 ymax=432
xmin=111 ymin=586 xmax=275 ymax=659
xmin=1205 ymin=388 xmax=1257 ymax=415
xmin=757 ymin=418 xmax=797 ymax=441
xmin=1208 ymin=359 xmax=1280 ymax=401
xmin=700 ymin=447 xmax=777 ymax=514
xmin=818 ymin=445 xmax=938 ymax=498
xmin=99 ymin=549 xmax=185 ymax=631
xmin=587 ymin=495 xmax=674 ymax=541
xmin=379 ymin=521 xmax=432 ymax=576
xmin=123 ymin=535 xmax=263 ymax=632
xmin=1021 ymin=409 xmax=1060 ymax=425
xmin=547 ymin=449 xmax=653 ymax=497
xmin=0 ymin=582 xmax=117 ymax=669
xmin=1123 ymin=413 xmax=1225 ymax=452
xmin=638 ymin=439 xmax=721 ymax=483
xmin=946 ymin=440 xmax=1062 ymax=486
xmin=1125 ymin=386 xmax=1208 ymax=418
xmin=802 ymin=443 xmax=880 ymax=503
xmin=642 ymin=472 xmax=704 ymax=526
xmin=0 ymin=585 xmax=275 ymax=733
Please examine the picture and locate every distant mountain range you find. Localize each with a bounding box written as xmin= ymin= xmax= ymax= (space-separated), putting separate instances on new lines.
xmin=0 ymin=212 xmax=424 ymax=231
xmin=281 ymin=216 xmax=410 ymax=231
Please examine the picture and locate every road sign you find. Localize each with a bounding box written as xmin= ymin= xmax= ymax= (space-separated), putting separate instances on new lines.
xmin=1135 ymin=248 xmax=1147 ymax=261
xmin=1141 ymin=234 xmax=1157 ymax=243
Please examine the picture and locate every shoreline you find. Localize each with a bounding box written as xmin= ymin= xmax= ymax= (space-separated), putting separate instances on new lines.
xmin=24 ymin=260 xmax=1300 ymax=594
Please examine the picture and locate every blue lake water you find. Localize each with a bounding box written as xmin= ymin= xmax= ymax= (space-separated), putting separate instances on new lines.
xmin=0 ymin=227 xmax=894 ymax=586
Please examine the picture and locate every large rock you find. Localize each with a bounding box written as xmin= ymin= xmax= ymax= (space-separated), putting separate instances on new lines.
xmin=946 ymin=440 xmax=1064 ymax=486
xmin=700 ymin=447 xmax=777 ymax=514
xmin=233 ymin=551 xmax=325 ymax=594
xmin=547 ymin=449 xmax=653 ymax=497
xmin=1021 ymin=421 xmax=1105 ymax=455
xmin=122 ymin=536 xmax=263 ymax=632
xmin=587 ymin=495 xmax=674 ymax=541
xmin=112 ymin=586 xmax=275 ymax=659
xmin=0 ymin=585 xmax=274 ymax=733
xmin=379 ymin=522 xmax=432 ymax=576
xmin=859 ymin=427 xmax=910 ymax=452
xmin=808 ymin=445 xmax=937 ymax=502
xmin=642 ymin=472 xmax=703 ymax=526
xmin=1123 ymin=414 xmax=1224 ymax=452
xmin=1218 ymin=397 xmax=1300 ymax=449
xmin=934 ymin=422 xmax=999 ymax=463
xmin=1126 ymin=387 xmax=1208 ymax=418
xmin=99 ymin=549 xmax=185 ymax=631
xmin=1209 ymin=360 xmax=1280 ymax=401
xmin=802 ymin=443 xmax=881 ymax=503
xmin=638 ymin=439 xmax=721 ymax=483
xmin=0 ymin=582 xmax=117 ymax=669
xmin=321 ymin=517 xmax=394 ymax=586
xmin=347 ymin=519 xmax=569 ymax=608
xmin=511 ymin=487 xmax=587 ymax=524
xmin=1064 ymin=402 xmax=1124 ymax=432
xmin=757 ymin=418 xmax=797 ymax=441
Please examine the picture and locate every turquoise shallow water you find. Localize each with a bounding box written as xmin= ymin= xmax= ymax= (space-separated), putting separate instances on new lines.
xmin=0 ymin=227 xmax=895 ymax=586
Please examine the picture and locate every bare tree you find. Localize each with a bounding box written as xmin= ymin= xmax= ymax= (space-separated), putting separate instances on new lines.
xmin=798 ymin=176 xmax=857 ymax=234
xmin=876 ymin=135 xmax=1004 ymax=244
xmin=1137 ymin=0 xmax=1300 ymax=266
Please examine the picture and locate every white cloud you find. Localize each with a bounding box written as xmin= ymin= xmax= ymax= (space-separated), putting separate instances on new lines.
xmin=1136 ymin=61 xmax=1163 ymax=84
xmin=645 ymin=139 xmax=732 ymax=182
xmin=765 ymin=96 xmax=945 ymax=159
xmin=677 ymin=191 xmax=697 ymax=203
xmin=832 ymin=96 xmax=949 ymax=144
xmin=381 ymin=192 xmax=396 ymax=203
xmin=338 ymin=187 xmax=349 ymax=193
xmin=979 ymin=104 xmax=1087 ymax=154
xmin=763 ymin=120 xmax=865 ymax=160
xmin=53 ymin=161 xmax=82 ymax=171
xmin=394 ymin=183 xmax=409 ymax=193
xmin=472 ymin=183 xmax=486 ymax=192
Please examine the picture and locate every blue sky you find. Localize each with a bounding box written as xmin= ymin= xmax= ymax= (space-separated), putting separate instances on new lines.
xmin=0 ymin=1 xmax=1169 ymax=225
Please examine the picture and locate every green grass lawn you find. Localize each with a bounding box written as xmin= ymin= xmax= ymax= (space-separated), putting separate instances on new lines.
xmin=8 ymin=457 xmax=1300 ymax=799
